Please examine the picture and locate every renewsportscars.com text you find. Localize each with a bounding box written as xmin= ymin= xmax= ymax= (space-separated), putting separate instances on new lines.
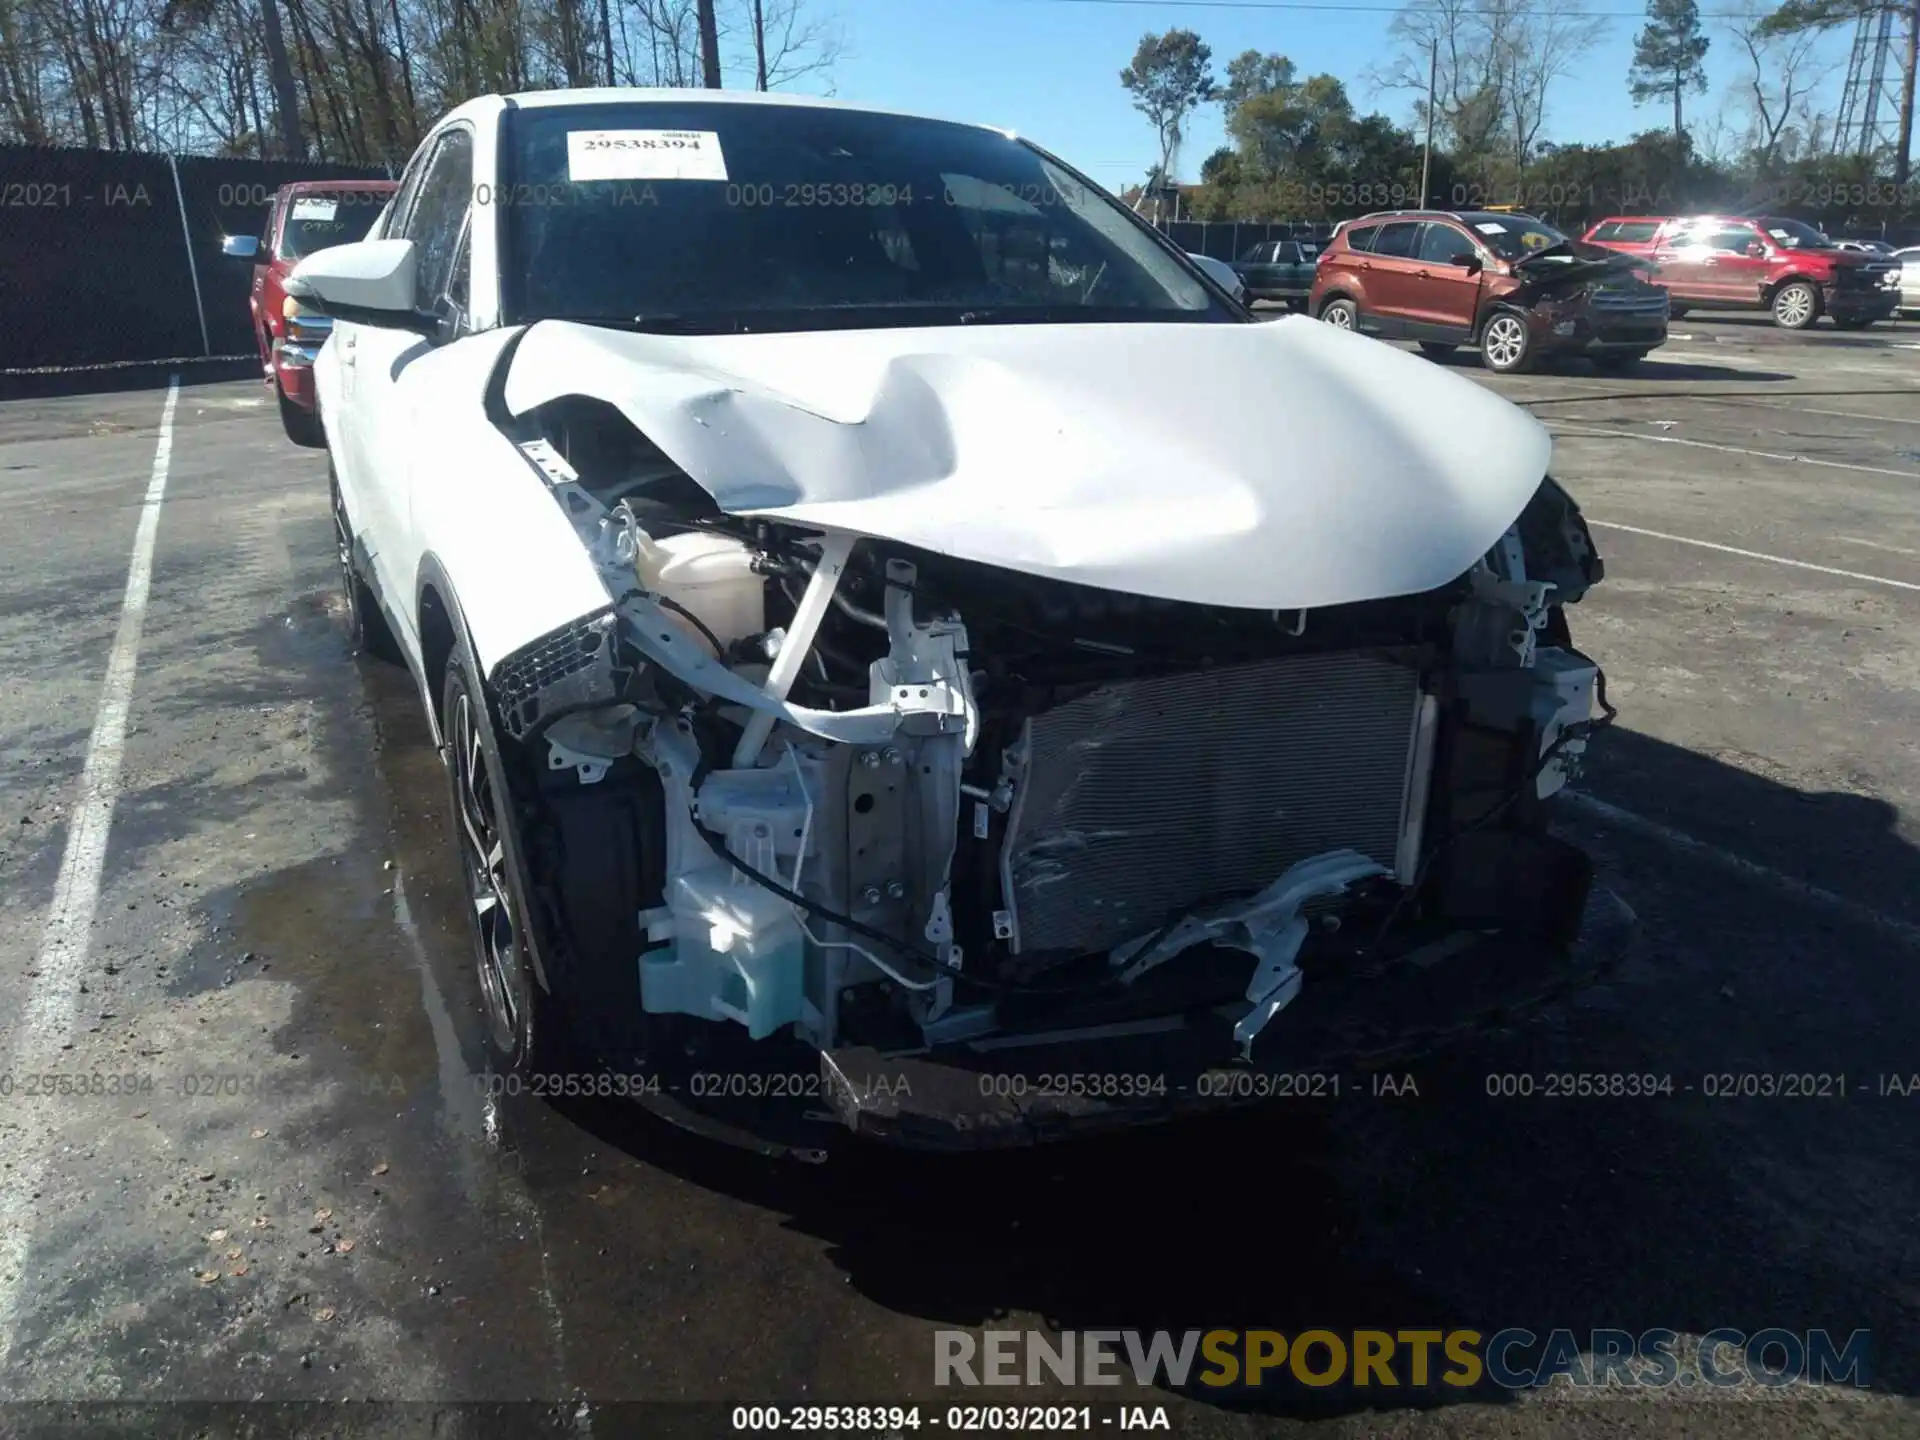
xmin=934 ymin=1328 xmax=1872 ymax=1392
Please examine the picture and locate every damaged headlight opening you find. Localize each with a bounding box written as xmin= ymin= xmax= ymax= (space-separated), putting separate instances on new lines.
xmin=485 ymin=393 xmax=1616 ymax=1074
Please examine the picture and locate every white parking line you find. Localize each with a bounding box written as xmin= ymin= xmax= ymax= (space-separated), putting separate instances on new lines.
xmin=0 ymin=377 xmax=179 ymax=1367
xmin=1563 ymin=791 xmax=1920 ymax=949
xmin=1588 ymin=520 xmax=1920 ymax=593
xmin=1550 ymin=424 xmax=1920 ymax=481
xmin=1692 ymin=396 xmax=1920 ymax=428
xmin=1836 ymin=535 xmax=1920 ymax=558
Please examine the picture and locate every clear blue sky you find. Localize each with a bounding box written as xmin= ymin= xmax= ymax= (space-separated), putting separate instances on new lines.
xmin=802 ymin=0 xmax=1853 ymax=186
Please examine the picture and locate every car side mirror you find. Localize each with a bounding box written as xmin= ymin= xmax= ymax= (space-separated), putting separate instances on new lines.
xmin=284 ymin=239 xmax=433 ymax=334
xmin=221 ymin=234 xmax=260 ymax=260
xmin=1450 ymin=252 xmax=1482 ymax=274
xmin=1745 ymin=242 xmax=1766 ymax=258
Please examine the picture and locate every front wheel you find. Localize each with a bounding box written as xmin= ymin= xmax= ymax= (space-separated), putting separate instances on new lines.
xmin=1771 ymin=281 xmax=1820 ymax=330
xmin=444 ymin=654 xmax=549 ymax=1074
xmin=331 ymin=467 xmax=401 ymax=661
xmin=1479 ymin=311 xmax=1535 ymax=373
xmin=1319 ymin=298 xmax=1358 ymax=330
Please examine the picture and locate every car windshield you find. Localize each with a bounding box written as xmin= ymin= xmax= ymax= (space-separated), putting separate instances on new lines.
xmin=279 ymin=192 xmax=384 ymax=260
xmin=498 ymin=101 xmax=1227 ymax=333
xmin=1466 ymin=216 xmax=1571 ymax=261
xmin=1758 ymin=218 xmax=1831 ymax=250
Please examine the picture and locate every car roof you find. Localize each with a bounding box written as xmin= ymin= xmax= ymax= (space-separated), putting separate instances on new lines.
xmin=1346 ymin=209 xmax=1545 ymax=227
xmin=447 ymin=85 xmax=1011 ymax=138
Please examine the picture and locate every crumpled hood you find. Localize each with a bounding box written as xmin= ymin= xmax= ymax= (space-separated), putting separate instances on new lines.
xmin=1519 ymin=247 xmax=1655 ymax=291
xmin=503 ymin=315 xmax=1553 ymax=611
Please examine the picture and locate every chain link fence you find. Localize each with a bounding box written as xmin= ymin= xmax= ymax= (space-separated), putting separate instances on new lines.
xmin=0 ymin=146 xmax=389 ymax=373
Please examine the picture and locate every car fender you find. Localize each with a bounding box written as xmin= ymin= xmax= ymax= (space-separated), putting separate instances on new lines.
xmin=1313 ymin=288 xmax=1358 ymax=317
xmin=408 ymin=554 xmax=561 ymax=996
xmin=1765 ymin=271 xmax=1825 ymax=299
xmin=1476 ymin=298 xmax=1527 ymax=338
xmin=396 ymin=328 xmax=616 ymax=684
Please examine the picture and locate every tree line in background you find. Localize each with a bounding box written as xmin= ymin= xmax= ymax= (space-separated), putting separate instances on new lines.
xmin=0 ymin=0 xmax=841 ymax=160
xmin=1120 ymin=0 xmax=1919 ymax=234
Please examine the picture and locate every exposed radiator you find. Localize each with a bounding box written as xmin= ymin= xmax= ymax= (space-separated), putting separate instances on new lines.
xmin=996 ymin=650 xmax=1427 ymax=956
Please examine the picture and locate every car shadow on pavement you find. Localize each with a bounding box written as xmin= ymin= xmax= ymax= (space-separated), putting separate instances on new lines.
xmin=1418 ymin=350 xmax=1797 ymax=384
xmin=550 ymin=721 xmax=1920 ymax=1419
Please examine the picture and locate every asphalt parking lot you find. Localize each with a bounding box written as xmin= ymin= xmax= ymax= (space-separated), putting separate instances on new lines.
xmin=0 ymin=314 xmax=1917 ymax=1439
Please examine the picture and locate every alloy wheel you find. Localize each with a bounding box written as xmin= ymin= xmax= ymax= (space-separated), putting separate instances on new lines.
xmin=1324 ymin=303 xmax=1354 ymax=329
xmin=1774 ymin=285 xmax=1815 ymax=328
xmin=1484 ymin=315 xmax=1527 ymax=368
xmin=451 ymin=689 xmax=522 ymax=1053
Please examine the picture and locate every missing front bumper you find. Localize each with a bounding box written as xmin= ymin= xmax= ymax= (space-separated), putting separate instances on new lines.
xmin=630 ymin=875 xmax=1635 ymax=1154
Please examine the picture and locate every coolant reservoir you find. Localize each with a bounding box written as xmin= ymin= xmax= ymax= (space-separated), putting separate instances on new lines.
xmin=640 ymin=867 xmax=805 ymax=1040
xmin=634 ymin=531 xmax=765 ymax=654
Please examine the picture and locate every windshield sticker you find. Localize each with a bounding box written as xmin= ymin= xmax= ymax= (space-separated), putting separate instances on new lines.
xmin=567 ymin=129 xmax=728 ymax=182
xmin=290 ymin=198 xmax=338 ymax=220
xmin=1768 ymin=229 xmax=1791 ymax=240
xmin=1475 ymin=222 xmax=1507 ymax=234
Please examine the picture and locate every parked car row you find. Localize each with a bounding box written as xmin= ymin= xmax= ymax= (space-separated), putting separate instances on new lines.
xmin=1304 ymin=210 xmax=1671 ymax=373
xmin=1283 ymin=206 xmax=1915 ymax=371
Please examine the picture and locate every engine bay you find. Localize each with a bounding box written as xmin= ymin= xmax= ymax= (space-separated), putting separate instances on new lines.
xmin=490 ymin=393 xmax=1610 ymax=1063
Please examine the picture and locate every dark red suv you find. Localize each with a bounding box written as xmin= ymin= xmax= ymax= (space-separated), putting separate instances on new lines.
xmin=1308 ymin=210 xmax=1670 ymax=373
xmin=1580 ymin=215 xmax=1902 ymax=329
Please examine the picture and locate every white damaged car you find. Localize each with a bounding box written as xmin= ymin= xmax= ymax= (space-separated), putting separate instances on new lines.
xmin=294 ymin=88 xmax=1631 ymax=1151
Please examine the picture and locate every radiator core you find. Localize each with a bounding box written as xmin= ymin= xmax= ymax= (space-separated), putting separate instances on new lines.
xmin=996 ymin=650 xmax=1426 ymax=956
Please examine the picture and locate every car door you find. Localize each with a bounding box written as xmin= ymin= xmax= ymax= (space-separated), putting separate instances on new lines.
xmin=345 ymin=125 xmax=475 ymax=640
xmin=1710 ymin=222 xmax=1773 ymax=303
xmin=1239 ymin=241 xmax=1278 ymax=291
xmin=249 ymin=196 xmax=282 ymax=370
xmin=327 ymin=146 xmax=430 ymax=539
xmin=1648 ymin=221 xmax=1713 ymax=303
xmin=1284 ymin=240 xmax=1319 ymax=290
xmin=1409 ymin=220 xmax=1482 ymax=335
xmin=1359 ymin=221 xmax=1426 ymax=333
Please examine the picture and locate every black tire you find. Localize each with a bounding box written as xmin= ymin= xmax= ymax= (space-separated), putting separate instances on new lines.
xmin=1771 ymin=281 xmax=1820 ymax=330
xmin=1319 ymin=297 xmax=1359 ymax=330
xmin=277 ymin=379 xmax=326 ymax=448
xmin=330 ymin=466 xmax=402 ymax=662
xmin=1418 ymin=341 xmax=1458 ymax=360
xmin=1831 ymin=315 xmax=1877 ymax=331
xmin=1478 ymin=310 xmax=1536 ymax=373
xmin=443 ymin=653 xmax=551 ymax=1076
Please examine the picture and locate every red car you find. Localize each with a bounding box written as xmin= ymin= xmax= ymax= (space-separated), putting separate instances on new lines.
xmin=221 ymin=179 xmax=396 ymax=444
xmin=1307 ymin=210 xmax=1669 ymax=373
xmin=1580 ymin=214 xmax=1902 ymax=330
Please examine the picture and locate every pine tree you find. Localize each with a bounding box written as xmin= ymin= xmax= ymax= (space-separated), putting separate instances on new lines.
xmin=1628 ymin=0 xmax=1711 ymax=141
